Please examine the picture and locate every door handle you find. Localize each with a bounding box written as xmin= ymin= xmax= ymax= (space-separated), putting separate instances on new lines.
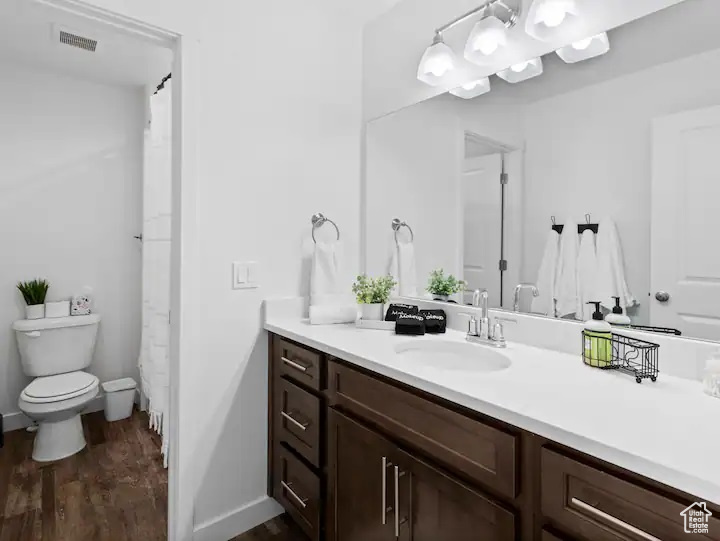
xmin=571 ymin=498 xmax=660 ymax=541
xmin=281 ymin=356 xmax=308 ymax=372
xmin=280 ymin=410 xmax=309 ymax=431
xmin=655 ymin=291 xmax=670 ymax=303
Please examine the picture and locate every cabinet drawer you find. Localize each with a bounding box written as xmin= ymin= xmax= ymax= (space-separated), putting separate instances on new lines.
xmin=541 ymin=529 xmax=567 ymax=541
xmin=274 ymin=337 xmax=323 ymax=391
xmin=275 ymin=377 xmax=321 ymax=467
xmin=328 ymin=360 xmax=518 ymax=499
xmin=274 ymin=445 xmax=321 ymax=541
xmin=542 ymin=448 xmax=720 ymax=541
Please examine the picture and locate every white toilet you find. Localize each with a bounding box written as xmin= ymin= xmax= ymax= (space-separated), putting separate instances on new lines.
xmin=13 ymin=314 xmax=101 ymax=462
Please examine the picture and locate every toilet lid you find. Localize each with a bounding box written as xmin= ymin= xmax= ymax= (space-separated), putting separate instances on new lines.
xmin=22 ymin=372 xmax=99 ymax=404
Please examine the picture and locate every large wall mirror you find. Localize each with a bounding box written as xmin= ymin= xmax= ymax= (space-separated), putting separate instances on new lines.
xmin=364 ymin=0 xmax=720 ymax=341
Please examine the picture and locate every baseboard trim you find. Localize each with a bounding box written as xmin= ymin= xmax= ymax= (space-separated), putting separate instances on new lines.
xmin=3 ymin=395 xmax=105 ymax=433
xmin=193 ymin=495 xmax=283 ymax=541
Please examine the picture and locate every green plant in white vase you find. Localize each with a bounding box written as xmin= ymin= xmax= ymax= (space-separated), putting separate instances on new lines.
xmin=352 ymin=274 xmax=396 ymax=320
xmin=426 ymin=269 xmax=466 ymax=302
xmin=17 ymin=278 xmax=49 ymax=320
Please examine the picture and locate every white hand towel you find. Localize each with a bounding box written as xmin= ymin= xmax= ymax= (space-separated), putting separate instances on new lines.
xmin=595 ymin=217 xmax=637 ymax=311
xmin=309 ymin=241 xmax=356 ymax=325
xmin=532 ymin=230 xmax=560 ymax=317
xmin=555 ymin=218 xmax=581 ymax=319
xmin=388 ymin=242 xmax=418 ymax=297
xmin=577 ymin=229 xmax=598 ymax=321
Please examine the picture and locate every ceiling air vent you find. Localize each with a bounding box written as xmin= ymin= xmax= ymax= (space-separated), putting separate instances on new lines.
xmin=58 ymin=30 xmax=98 ymax=52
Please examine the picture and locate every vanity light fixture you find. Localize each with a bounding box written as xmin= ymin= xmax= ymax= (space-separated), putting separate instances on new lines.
xmin=496 ymin=57 xmax=543 ymax=83
xmin=417 ymin=32 xmax=457 ymax=86
xmin=449 ymin=77 xmax=491 ymax=99
xmin=417 ymin=0 xmax=521 ymax=87
xmin=464 ymin=1 xmax=519 ymax=66
xmin=556 ymin=32 xmax=610 ymax=63
xmin=525 ymin=0 xmax=583 ymax=42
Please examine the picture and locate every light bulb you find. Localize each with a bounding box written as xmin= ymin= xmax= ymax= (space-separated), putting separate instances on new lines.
xmin=462 ymin=80 xmax=480 ymax=91
xmin=497 ymin=58 xmax=543 ymax=83
xmin=537 ymin=3 xmax=568 ymax=27
xmin=417 ymin=35 xmax=457 ymax=86
xmin=571 ymin=37 xmax=593 ymax=50
xmin=464 ymin=16 xmax=509 ymax=66
xmin=450 ymin=77 xmax=491 ymax=99
xmin=511 ymin=61 xmax=530 ymax=73
xmin=428 ymin=60 xmax=451 ymax=77
xmin=474 ymin=35 xmax=500 ymax=56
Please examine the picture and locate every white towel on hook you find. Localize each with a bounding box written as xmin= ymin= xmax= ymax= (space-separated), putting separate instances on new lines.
xmin=388 ymin=242 xmax=418 ymax=297
xmin=577 ymin=229 xmax=598 ymax=321
xmin=309 ymin=241 xmax=357 ymax=324
xmin=532 ymin=230 xmax=560 ymax=317
xmin=555 ymin=218 xmax=581 ymax=319
xmin=595 ymin=217 xmax=637 ymax=311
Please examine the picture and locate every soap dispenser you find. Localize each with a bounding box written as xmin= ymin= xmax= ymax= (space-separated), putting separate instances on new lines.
xmin=605 ymin=296 xmax=631 ymax=327
xmin=583 ymin=301 xmax=612 ymax=367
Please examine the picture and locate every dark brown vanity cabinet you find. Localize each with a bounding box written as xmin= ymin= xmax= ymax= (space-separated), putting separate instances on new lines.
xmin=268 ymin=333 xmax=719 ymax=541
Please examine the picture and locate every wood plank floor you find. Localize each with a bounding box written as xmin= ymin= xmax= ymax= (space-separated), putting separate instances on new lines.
xmin=230 ymin=514 xmax=307 ymax=541
xmin=0 ymin=409 xmax=167 ymax=541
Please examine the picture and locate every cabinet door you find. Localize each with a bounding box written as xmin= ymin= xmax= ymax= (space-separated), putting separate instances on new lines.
xmin=327 ymin=410 xmax=399 ymax=541
xmin=401 ymin=450 xmax=516 ymax=541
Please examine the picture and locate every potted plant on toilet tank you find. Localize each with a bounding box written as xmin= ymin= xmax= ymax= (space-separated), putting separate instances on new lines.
xmin=352 ymin=274 xmax=396 ymax=321
xmin=427 ymin=269 xmax=466 ymax=302
xmin=17 ymin=278 xmax=49 ymax=320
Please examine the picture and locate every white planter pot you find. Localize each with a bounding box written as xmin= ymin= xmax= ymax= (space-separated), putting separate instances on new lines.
xmin=360 ymin=303 xmax=385 ymax=321
xmin=25 ymin=304 xmax=45 ymax=320
xmin=45 ymin=300 xmax=70 ymax=318
xmin=432 ymin=294 xmax=450 ymax=302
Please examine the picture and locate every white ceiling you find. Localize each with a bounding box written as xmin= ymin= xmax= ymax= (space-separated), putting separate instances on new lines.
xmin=0 ymin=0 xmax=172 ymax=88
xmin=452 ymin=0 xmax=720 ymax=105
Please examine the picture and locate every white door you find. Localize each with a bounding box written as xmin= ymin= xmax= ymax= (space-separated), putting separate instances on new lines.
xmin=461 ymin=154 xmax=502 ymax=306
xmin=651 ymin=105 xmax=720 ymax=340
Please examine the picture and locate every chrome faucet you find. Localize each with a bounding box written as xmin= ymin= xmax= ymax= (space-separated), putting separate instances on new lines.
xmin=513 ymin=283 xmax=539 ymax=313
xmin=464 ymin=289 xmax=506 ymax=348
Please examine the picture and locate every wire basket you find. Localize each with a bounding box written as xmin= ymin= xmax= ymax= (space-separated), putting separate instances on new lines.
xmin=582 ymin=331 xmax=659 ymax=383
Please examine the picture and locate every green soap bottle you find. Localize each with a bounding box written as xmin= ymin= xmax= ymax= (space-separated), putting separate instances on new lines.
xmin=583 ymin=301 xmax=612 ymax=367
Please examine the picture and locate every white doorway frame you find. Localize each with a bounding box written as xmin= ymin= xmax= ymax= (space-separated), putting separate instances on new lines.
xmin=29 ymin=1 xmax=192 ymax=539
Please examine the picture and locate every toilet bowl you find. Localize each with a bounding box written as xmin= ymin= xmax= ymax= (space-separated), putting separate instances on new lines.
xmin=19 ymin=371 xmax=100 ymax=461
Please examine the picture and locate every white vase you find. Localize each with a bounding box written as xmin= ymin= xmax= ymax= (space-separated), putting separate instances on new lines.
xmin=433 ymin=294 xmax=450 ymax=302
xmin=25 ymin=304 xmax=45 ymax=320
xmin=45 ymin=300 xmax=70 ymax=318
xmin=360 ymin=303 xmax=385 ymax=321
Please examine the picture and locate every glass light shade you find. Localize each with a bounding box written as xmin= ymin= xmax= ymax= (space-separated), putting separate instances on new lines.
xmin=464 ymin=16 xmax=509 ymax=66
xmin=496 ymin=57 xmax=544 ymax=83
xmin=449 ymin=77 xmax=491 ymax=99
xmin=417 ymin=37 xmax=457 ymax=86
xmin=556 ymin=32 xmax=610 ymax=63
xmin=525 ymin=0 xmax=582 ymax=42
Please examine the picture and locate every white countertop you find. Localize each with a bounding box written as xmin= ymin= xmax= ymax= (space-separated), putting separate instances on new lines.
xmin=265 ymin=315 xmax=720 ymax=505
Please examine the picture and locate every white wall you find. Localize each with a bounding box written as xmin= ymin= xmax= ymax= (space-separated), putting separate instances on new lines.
xmin=0 ymin=60 xmax=144 ymax=425
xmin=363 ymin=0 xmax=687 ymax=121
xmin=519 ymin=47 xmax=720 ymax=323
xmin=67 ymin=1 xmax=370 ymax=539
xmin=365 ymin=98 xmax=462 ymax=291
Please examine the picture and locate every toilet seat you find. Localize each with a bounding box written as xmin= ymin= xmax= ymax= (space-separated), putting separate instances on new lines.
xmin=21 ymin=371 xmax=99 ymax=404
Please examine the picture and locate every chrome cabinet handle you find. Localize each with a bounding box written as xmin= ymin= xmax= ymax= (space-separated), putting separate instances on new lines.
xmin=394 ymin=465 xmax=400 ymax=537
xmin=281 ymin=356 xmax=308 ymax=372
xmin=280 ymin=411 xmax=308 ymax=431
xmin=382 ymin=457 xmax=389 ymax=525
xmin=281 ymin=481 xmax=308 ymax=509
xmin=571 ymin=498 xmax=660 ymax=541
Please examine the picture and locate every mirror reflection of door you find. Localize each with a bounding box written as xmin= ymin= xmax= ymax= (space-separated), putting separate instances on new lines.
xmin=652 ymin=106 xmax=720 ymax=341
xmin=461 ymin=139 xmax=503 ymax=307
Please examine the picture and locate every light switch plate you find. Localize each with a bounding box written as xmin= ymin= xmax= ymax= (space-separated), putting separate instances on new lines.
xmin=232 ymin=261 xmax=258 ymax=289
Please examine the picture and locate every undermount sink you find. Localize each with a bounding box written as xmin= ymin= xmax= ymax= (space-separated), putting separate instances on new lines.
xmin=394 ymin=340 xmax=511 ymax=373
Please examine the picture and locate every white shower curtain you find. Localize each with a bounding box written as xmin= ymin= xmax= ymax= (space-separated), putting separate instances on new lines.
xmin=139 ymin=80 xmax=172 ymax=467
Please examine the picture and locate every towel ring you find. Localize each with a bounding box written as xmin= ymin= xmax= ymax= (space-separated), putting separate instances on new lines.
xmin=391 ymin=218 xmax=414 ymax=245
xmin=311 ymin=213 xmax=340 ymax=243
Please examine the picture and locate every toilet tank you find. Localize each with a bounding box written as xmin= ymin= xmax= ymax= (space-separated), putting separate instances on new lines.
xmin=12 ymin=314 xmax=101 ymax=377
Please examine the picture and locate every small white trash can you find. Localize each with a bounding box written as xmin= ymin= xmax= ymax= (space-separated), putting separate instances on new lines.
xmin=101 ymin=378 xmax=137 ymax=422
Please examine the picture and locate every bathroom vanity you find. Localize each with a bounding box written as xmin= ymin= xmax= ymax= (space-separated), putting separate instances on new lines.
xmin=266 ymin=320 xmax=720 ymax=541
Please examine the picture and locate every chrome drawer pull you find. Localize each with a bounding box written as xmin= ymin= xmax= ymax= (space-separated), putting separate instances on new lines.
xmin=281 ymin=481 xmax=308 ymax=509
xmin=394 ymin=466 xmax=401 ymax=537
xmin=571 ymin=498 xmax=661 ymax=541
xmin=281 ymin=356 xmax=308 ymax=372
xmin=382 ymin=457 xmax=392 ymax=525
xmin=281 ymin=410 xmax=309 ymax=431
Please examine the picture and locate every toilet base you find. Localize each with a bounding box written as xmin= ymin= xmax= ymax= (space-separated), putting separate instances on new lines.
xmin=32 ymin=414 xmax=86 ymax=462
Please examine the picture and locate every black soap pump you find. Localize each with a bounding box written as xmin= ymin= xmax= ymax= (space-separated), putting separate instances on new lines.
xmin=605 ymin=296 xmax=631 ymax=327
